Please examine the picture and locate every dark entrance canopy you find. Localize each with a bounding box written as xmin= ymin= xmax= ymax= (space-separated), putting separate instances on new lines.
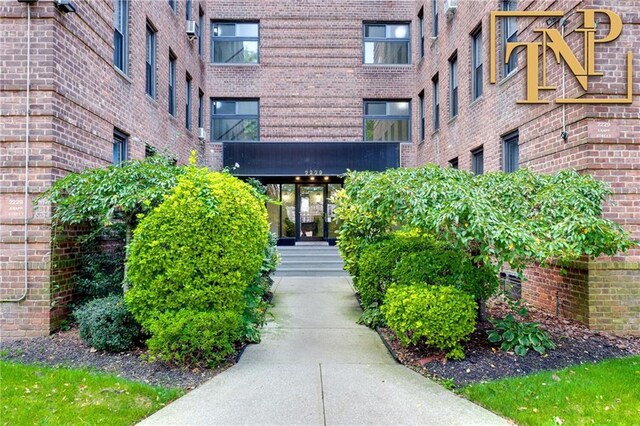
xmin=223 ymin=141 xmax=400 ymax=176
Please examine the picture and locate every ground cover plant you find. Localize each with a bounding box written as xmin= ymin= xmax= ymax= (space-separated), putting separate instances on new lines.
xmin=463 ymin=356 xmax=640 ymax=426
xmin=0 ymin=361 xmax=182 ymax=426
xmin=126 ymin=165 xmax=269 ymax=366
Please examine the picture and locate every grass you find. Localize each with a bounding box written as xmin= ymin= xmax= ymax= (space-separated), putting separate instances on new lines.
xmin=463 ymin=355 xmax=640 ymax=425
xmin=0 ymin=361 xmax=183 ymax=426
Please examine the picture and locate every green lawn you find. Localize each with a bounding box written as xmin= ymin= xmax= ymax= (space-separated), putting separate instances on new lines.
xmin=0 ymin=361 xmax=183 ymax=426
xmin=463 ymin=356 xmax=640 ymax=426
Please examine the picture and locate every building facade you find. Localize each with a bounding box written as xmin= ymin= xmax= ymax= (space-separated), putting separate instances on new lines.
xmin=1 ymin=0 xmax=638 ymax=339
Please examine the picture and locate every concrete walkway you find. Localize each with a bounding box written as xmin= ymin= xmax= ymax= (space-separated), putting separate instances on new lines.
xmin=140 ymin=277 xmax=508 ymax=425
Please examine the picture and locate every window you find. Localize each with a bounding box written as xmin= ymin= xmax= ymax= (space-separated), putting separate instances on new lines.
xmin=363 ymin=23 xmax=410 ymax=65
xmin=432 ymin=0 xmax=438 ymax=37
xmin=198 ymin=89 xmax=204 ymax=128
xmin=471 ymin=27 xmax=483 ymax=100
xmin=449 ymin=157 xmax=459 ymax=169
xmin=145 ymin=23 xmax=156 ymax=98
xmin=185 ymin=0 xmax=191 ymax=20
xmin=418 ymin=8 xmax=425 ymax=58
xmin=113 ymin=0 xmax=128 ymax=73
xmin=198 ymin=8 xmax=204 ymax=56
xmin=211 ymin=99 xmax=259 ymax=141
xmin=432 ymin=74 xmax=439 ymax=131
xmin=449 ymin=53 xmax=458 ymax=118
xmin=363 ymin=100 xmax=410 ymax=142
xmin=185 ymin=74 xmax=192 ymax=129
xmin=502 ymin=130 xmax=519 ymax=172
xmin=471 ymin=146 xmax=484 ymax=175
xmin=211 ymin=22 xmax=259 ymax=64
xmin=168 ymin=52 xmax=176 ymax=116
xmin=168 ymin=0 xmax=176 ymax=11
xmin=418 ymin=90 xmax=425 ymax=140
xmin=113 ymin=130 xmax=128 ymax=165
xmin=502 ymin=0 xmax=517 ymax=76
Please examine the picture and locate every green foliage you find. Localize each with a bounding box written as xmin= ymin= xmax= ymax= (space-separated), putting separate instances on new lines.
xmin=145 ymin=310 xmax=242 ymax=366
xmin=126 ymin=166 xmax=268 ymax=366
xmin=0 ymin=361 xmax=182 ymax=426
xmin=488 ymin=314 xmax=556 ymax=356
xmin=242 ymin=232 xmax=279 ymax=343
xmin=381 ymin=285 xmax=477 ymax=360
xmin=335 ymin=166 xmax=635 ymax=276
xmin=354 ymin=231 xmax=497 ymax=328
xmin=356 ymin=306 xmax=386 ymax=328
xmin=42 ymin=156 xmax=184 ymax=231
xmin=392 ymin=243 xmax=499 ymax=301
xmin=73 ymin=239 xmax=125 ymax=305
xmin=74 ymin=295 xmax=141 ymax=352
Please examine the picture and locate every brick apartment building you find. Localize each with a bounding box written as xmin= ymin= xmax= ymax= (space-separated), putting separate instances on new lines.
xmin=1 ymin=0 xmax=638 ymax=339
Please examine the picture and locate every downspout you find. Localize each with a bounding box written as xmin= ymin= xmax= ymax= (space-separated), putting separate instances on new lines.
xmin=560 ymin=16 xmax=569 ymax=141
xmin=1 ymin=3 xmax=31 ymax=303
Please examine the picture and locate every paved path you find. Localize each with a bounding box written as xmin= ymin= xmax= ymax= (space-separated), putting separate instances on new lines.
xmin=140 ymin=277 xmax=508 ymax=425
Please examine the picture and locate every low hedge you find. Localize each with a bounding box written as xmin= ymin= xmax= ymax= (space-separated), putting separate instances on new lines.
xmin=381 ymin=284 xmax=477 ymax=360
xmin=74 ymin=294 xmax=140 ymax=352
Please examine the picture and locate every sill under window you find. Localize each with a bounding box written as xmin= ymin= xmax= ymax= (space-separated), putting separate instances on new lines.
xmin=362 ymin=63 xmax=412 ymax=68
xmin=498 ymin=68 xmax=519 ymax=86
xmin=469 ymin=95 xmax=484 ymax=108
xmin=210 ymin=62 xmax=260 ymax=67
xmin=114 ymin=66 xmax=133 ymax=84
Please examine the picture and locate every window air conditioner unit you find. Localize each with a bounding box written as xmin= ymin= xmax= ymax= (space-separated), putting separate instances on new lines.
xmin=197 ymin=127 xmax=206 ymax=141
xmin=444 ymin=0 xmax=457 ymax=20
xmin=186 ymin=20 xmax=198 ymax=40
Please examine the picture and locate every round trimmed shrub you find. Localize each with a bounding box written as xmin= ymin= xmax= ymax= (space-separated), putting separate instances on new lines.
xmin=356 ymin=231 xmax=434 ymax=307
xmin=74 ymin=294 xmax=140 ymax=352
xmin=125 ymin=167 xmax=268 ymax=366
xmin=381 ymin=284 xmax=477 ymax=360
xmin=391 ymin=248 xmax=499 ymax=301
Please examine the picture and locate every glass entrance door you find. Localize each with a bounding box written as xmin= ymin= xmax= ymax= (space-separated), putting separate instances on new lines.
xmin=298 ymin=185 xmax=325 ymax=240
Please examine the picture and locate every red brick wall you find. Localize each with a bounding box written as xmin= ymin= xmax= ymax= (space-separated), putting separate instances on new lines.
xmin=205 ymin=0 xmax=417 ymax=168
xmin=1 ymin=0 xmax=207 ymax=339
xmin=413 ymin=0 xmax=639 ymax=333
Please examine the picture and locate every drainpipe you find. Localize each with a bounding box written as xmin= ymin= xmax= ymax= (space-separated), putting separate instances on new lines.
xmin=560 ymin=16 xmax=569 ymax=141
xmin=1 ymin=2 xmax=31 ymax=303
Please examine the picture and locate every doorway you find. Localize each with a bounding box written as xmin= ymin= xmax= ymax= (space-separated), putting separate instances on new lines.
xmin=298 ymin=185 xmax=325 ymax=241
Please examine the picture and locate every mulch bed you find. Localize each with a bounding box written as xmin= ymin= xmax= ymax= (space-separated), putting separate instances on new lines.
xmin=0 ymin=329 xmax=232 ymax=390
xmin=377 ymin=298 xmax=640 ymax=388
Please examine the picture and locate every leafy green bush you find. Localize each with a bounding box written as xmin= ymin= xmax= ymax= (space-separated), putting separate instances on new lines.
xmin=334 ymin=166 xmax=635 ymax=279
xmin=488 ymin=315 xmax=556 ymax=356
xmin=146 ymin=310 xmax=242 ymax=366
xmin=126 ymin=167 xmax=268 ymax=366
xmin=392 ymin=247 xmax=498 ymax=301
xmin=242 ymin=232 xmax=279 ymax=343
xmin=73 ymin=240 xmax=125 ymax=305
xmin=356 ymin=231 xmax=432 ymax=307
xmin=381 ymin=285 xmax=477 ymax=360
xmin=74 ymin=295 xmax=140 ymax=352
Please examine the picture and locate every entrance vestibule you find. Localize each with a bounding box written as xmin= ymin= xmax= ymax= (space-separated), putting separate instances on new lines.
xmin=265 ymin=181 xmax=342 ymax=245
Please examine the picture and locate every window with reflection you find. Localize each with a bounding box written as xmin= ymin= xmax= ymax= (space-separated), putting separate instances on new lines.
xmin=364 ymin=100 xmax=410 ymax=141
xmin=363 ymin=23 xmax=410 ymax=65
xmin=211 ymin=99 xmax=259 ymax=141
xmin=211 ymin=22 xmax=259 ymax=64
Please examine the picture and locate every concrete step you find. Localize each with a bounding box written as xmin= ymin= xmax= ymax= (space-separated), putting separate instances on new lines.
xmin=281 ymin=258 xmax=343 ymax=267
xmin=274 ymin=269 xmax=349 ymax=277
xmin=276 ymin=246 xmax=347 ymax=276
